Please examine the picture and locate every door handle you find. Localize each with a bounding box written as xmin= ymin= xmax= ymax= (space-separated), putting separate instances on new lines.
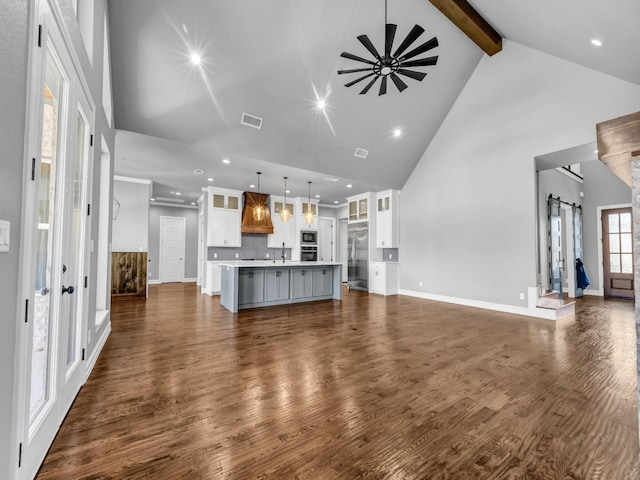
xmin=62 ymin=285 xmax=75 ymax=295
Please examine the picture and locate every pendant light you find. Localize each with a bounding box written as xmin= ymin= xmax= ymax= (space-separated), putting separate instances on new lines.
xmin=253 ymin=172 xmax=265 ymax=221
xmin=304 ymin=181 xmax=315 ymax=226
xmin=280 ymin=176 xmax=290 ymax=223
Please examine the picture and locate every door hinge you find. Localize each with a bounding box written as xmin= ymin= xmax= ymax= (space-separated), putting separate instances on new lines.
xmin=90 ymin=134 xmax=94 ymax=147
xmin=87 ymin=203 xmax=91 ymax=216
xmin=82 ymin=348 xmax=85 ymax=361
xmin=31 ymin=158 xmax=36 ymax=181
xmin=25 ymin=299 xmax=29 ymax=323
xmin=18 ymin=442 xmax=22 ymax=468
xmin=37 ymin=25 xmax=42 ymax=47
xmin=84 ymin=276 xmax=88 ymax=288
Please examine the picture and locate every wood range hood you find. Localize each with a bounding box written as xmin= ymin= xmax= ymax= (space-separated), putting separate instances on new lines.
xmin=241 ymin=192 xmax=274 ymax=234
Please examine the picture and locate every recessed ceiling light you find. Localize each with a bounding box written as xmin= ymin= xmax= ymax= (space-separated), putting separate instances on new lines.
xmin=250 ymin=184 xmax=255 ymax=188
xmin=207 ymin=177 xmax=214 ymax=182
xmin=315 ymin=194 xmax=320 ymax=198
xmin=593 ymin=150 xmax=598 ymax=154
xmin=175 ymin=192 xmax=181 ymax=195
xmin=334 ymin=200 xmax=339 ymax=204
xmin=222 ymin=158 xmax=230 ymax=164
xmin=393 ymin=128 xmax=402 ymax=138
xmin=150 ymin=198 xmax=156 ymax=201
xmin=316 ymin=98 xmax=326 ymax=110
xmin=191 ymin=53 xmax=201 ymax=65
xmin=346 ymin=184 xmax=352 ymax=188
xmin=191 ymin=202 xmax=196 ymax=205
xmin=286 ymin=190 xmax=290 ymax=194
xmin=591 ymin=39 xmax=603 ymax=47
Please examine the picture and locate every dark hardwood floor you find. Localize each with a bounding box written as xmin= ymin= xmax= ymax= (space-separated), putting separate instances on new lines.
xmin=36 ymin=284 xmax=640 ymax=479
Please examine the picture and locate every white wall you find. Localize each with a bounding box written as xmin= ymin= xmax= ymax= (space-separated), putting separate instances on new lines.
xmin=111 ymin=178 xmax=150 ymax=252
xmin=400 ymin=40 xmax=640 ymax=308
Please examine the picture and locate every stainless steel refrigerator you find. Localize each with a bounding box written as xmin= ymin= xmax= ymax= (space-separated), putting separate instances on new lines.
xmin=348 ymin=223 xmax=368 ymax=291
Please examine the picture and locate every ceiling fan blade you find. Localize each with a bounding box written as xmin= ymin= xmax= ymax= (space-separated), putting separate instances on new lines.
xmin=397 ymin=69 xmax=427 ymax=81
xmin=385 ymin=24 xmax=397 ymax=58
xmin=345 ymin=72 xmax=375 ymax=88
xmin=399 ymin=37 xmax=439 ymax=61
xmin=400 ymin=56 xmax=439 ymax=68
xmin=341 ymin=51 xmax=376 ymax=65
xmin=379 ymin=76 xmax=387 ymax=95
xmin=357 ymin=34 xmax=382 ymax=60
xmin=360 ymin=76 xmax=378 ymax=94
xmin=338 ymin=67 xmax=374 ymax=75
xmin=389 ymin=72 xmax=408 ymax=92
xmin=392 ymin=24 xmax=425 ymax=58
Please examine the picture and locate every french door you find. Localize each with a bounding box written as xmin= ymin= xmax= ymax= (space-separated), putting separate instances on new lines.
xmin=17 ymin=2 xmax=93 ymax=478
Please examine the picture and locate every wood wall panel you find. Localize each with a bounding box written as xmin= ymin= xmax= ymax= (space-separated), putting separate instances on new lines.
xmin=111 ymin=252 xmax=147 ymax=300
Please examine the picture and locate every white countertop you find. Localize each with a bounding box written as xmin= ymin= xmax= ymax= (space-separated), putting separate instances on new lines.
xmin=217 ymin=260 xmax=341 ymax=268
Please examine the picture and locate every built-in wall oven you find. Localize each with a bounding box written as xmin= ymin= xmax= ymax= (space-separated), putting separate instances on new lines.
xmin=301 ymin=246 xmax=318 ymax=262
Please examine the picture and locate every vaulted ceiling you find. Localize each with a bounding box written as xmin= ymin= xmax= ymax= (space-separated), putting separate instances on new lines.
xmin=108 ymin=0 xmax=640 ymax=206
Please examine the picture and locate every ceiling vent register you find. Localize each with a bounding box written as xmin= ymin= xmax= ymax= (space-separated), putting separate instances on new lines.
xmin=354 ymin=148 xmax=369 ymax=159
xmin=241 ymin=113 xmax=263 ymax=129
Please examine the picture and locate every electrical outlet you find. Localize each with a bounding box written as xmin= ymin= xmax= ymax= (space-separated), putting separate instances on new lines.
xmin=419 ymin=281 xmax=423 ymax=288
xmin=519 ymin=292 xmax=525 ymax=300
xmin=213 ymin=252 xmax=217 ymax=258
xmin=266 ymin=253 xmax=269 ymax=258
xmin=388 ymin=253 xmax=392 ymax=259
xmin=148 ymin=272 xmax=151 ymax=276
xmin=235 ymin=253 xmax=239 ymax=258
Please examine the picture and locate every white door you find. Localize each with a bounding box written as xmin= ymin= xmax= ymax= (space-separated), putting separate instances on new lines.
xmin=160 ymin=216 xmax=186 ymax=283
xmin=17 ymin=4 xmax=93 ymax=477
xmin=318 ymin=218 xmax=334 ymax=262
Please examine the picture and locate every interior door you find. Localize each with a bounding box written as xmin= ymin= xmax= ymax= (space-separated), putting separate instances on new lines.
xmin=318 ymin=218 xmax=334 ymax=262
xmin=19 ymin=7 xmax=93 ymax=478
xmin=573 ymin=206 xmax=584 ymax=297
xmin=160 ymin=216 xmax=186 ymax=283
xmin=603 ymin=207 xmax=634 ymax=299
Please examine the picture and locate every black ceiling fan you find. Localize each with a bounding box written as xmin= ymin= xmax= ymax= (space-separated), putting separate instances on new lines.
xmin=337 ymin=1 xmax=439 ymax=96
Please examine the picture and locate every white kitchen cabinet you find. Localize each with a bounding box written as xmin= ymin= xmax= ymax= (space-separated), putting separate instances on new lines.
xmin=268 ymin=195 xmax=296 ymax=248
xmin=376 ymin=189 xmax=399 ymax=248
xmin=205 ymin=261 xmax=224 ymax=295
xmin=369 ymin=262 xmax=399 ymax=295
xmin=347 ymin=193 xmax=372 ymax=223
xmin=207 ymin=187 xmax=242 ymax=247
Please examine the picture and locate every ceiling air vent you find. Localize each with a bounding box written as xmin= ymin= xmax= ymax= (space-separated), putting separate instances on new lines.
xmin=193 ymin=169 xmax=204 ymax=175
xmin=241 ymin=113 xmax=263 ymax=129
xmin=354 ymin=147 xmax=369 ymax=159
xmin=323 ymin=176 xmax=339 ymax=182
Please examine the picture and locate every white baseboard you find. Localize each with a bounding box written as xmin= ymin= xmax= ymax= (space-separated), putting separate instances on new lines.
xmin=85 ymin=321 xmax=111 ymax=382
xmin=398 ymin=289 xmax=558 ymax=320
xmin=183 ymin=278 xmax=197 ymax=283
xmin=583 ymin=288 xmax=603 ymax=296
xmin=148 ymin=279 xmax=161 ymax=285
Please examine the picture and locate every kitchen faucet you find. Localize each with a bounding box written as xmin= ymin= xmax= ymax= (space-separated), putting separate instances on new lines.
xmin=281 ymin=242 xmax=286 ymax=263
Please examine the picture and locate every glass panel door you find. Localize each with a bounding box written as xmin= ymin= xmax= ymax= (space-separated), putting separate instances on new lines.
xmin=548 ymin=197 xmax=563 ymax=297
xmin=29 ymin=45 xmax=66 ymax=425
xmin=603 ymin=207 xmax=634 ymax=298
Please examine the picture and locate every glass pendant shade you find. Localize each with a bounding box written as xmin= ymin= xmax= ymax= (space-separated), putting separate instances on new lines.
xmin=305 ymin=181 xmax=314 ymax=225
xmin=280 ymin=176 xmax=290 ymax=223
xmin=253 ymin=171 xmax=265 ymax=221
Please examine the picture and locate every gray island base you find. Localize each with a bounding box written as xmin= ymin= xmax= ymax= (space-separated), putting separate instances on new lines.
xmin=220 ymin=261 xmax=343 ymax=313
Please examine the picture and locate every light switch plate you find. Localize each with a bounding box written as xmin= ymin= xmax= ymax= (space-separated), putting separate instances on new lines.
xmin=0 ymin=220 xmax=9 ymax=252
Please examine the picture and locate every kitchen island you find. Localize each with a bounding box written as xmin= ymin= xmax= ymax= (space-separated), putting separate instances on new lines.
xmin=219 ymin=261 xmax=342 ymax=313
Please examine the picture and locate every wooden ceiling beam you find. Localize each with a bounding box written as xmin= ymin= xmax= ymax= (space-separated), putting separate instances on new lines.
xmin=596 ymin=111 xmax=640 ymax=187
xmin=428 ymin=0 xmax=502 ymax=56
